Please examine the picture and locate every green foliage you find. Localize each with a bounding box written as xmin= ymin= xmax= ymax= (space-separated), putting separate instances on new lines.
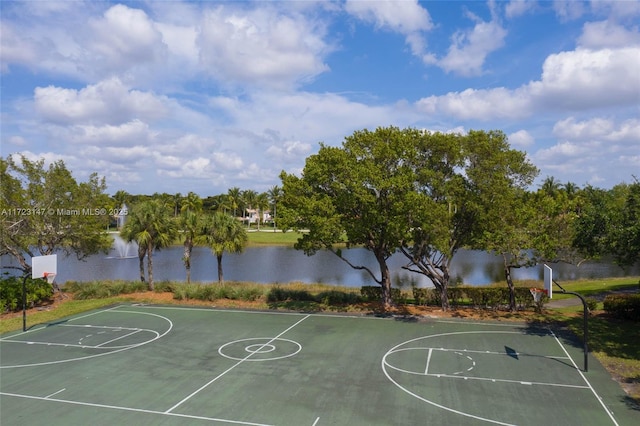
xmin=0 ymin=275 xmax=54 ymax=312
xmin=1 ymin=155 xmax=112 ymax=274
xmin=199 ymin=211 xmax=248 ymax=283
xmin=603 ymin=294 xmax=640 ymax=321
xmin=66 ymin=280 xmax=147 ymax=300
xmin=267 ymin=286 xmax=316 ymax=303
xmin=411 ymin=286 xmax=540 ymax=311
xmin=360 ymin=286 xmax=401 ymax=302
xmin=120 ymin=199 xmax=178 ymax=289
xmin=171 ymin=282 xmax=265 ymax=302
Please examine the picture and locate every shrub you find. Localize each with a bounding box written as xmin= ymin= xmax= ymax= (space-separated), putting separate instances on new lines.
xmin=267 ymin=287 xmax=315 ymax=303
xmin=0 ymin=275 xmax=54 ymax=312
xmin=70 ymin=280 xmax=147 ymax=300
xmin=317 ymin=290 xmax=361 ymax=305
xmin=603 ymin=294 xmax=640 ymax=321
xmin=586 ymin=297 xmax=598 ymax=312
xmin=359 ymin=286 xmax=401 ymax=302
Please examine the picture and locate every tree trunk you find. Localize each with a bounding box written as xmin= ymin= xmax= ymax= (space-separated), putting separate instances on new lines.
xmin=217 ymin=254 xmax=224 ymax=283
xmin=184 ymin=240 xmax=192 ymax=284
xmin=138 ymin=244 xmax=146 ymax=282
xmin=375 ymin=251 xmax=393 ymax=308
xmin=147 ymin=241 xmax=154 ymax=291
xmin=440 ymin=267 xmax=450 ymax=311
xmin=504 ymin=263 xmax=517 ymax=312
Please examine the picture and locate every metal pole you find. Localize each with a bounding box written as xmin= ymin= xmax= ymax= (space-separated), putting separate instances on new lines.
xmin=22 ymin=273 xmax=28 ymax=332
xmin=553 ymin=279 xmax=588 ymax=372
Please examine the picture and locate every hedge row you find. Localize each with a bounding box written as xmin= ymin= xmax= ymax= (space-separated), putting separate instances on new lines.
xmin=603 ymin=294 xmax=640 ymax=321
xmin=412 ymin=286 xmax=543 ymax=310
xmin=268 ymin=287 xmax=361 ymax=305
xmin=65 ymin=280 xmax=148 ymax=300
xmin=0 ymin=276 xmax=54 ymax=313
xmin=360 ymin=286 xmax=402 ymax=302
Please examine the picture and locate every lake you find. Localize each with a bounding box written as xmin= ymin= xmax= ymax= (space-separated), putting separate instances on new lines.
xmin=3 ymin=235 xmax=638 ymax=288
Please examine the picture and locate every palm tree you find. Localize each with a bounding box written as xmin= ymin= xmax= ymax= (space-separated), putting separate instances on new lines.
xmin=181 ymin=191 xmax=203 ymax=213
xmin=180 ymin=209 xmax=201 ymax=283
xmin=120 ymin=200 xmax=178 ymax=290
xmin=227 ymin=187 xmax=241 ymax=217
xmin=267 ymin=185 xmax=283 ymax=232
xmin=541 ymin=176 xmax=561 ymax=197
xmin=255 ymin=192 xmax=269 ymax=230
xmin=242 ymin=189 xmax=257 ymax=228
xmin=199 ymin=211 xmax=248 ymax=283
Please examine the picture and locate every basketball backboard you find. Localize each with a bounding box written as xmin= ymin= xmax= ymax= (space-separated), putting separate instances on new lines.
xmin=32 ymin=254 xmax=57 ymax=280
xmin=543 ymin=264 xmax=553 ymax=299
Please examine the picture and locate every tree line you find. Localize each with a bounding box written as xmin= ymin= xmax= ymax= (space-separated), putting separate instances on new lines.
xmin=2 ymin=128 xmax=639 ymax=309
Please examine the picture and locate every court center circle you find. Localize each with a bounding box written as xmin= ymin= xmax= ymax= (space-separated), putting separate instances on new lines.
xmin=245 ymin=343 xmax=276 ymax=354
xmin=219 ymin=338 xmax=302 ymax=362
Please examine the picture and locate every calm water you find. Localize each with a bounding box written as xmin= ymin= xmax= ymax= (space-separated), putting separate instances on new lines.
xmin=3 ymin=235 xmax=638 ymax=288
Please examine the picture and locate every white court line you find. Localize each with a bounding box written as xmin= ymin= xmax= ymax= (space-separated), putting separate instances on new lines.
xmin=0 ymin=310 xmax=172 ymax=369
xmin=130 ymin=304 xmax=394 ymax=321
xmin=45 ymin=388 xmax=66 ymax=399
xmin=311 ymin=416 xmax=320 ymax=426
xmin=424 ymin=348 xmax=433 ymax=375
xmin=95 ymin=329 xmax=141 ymax=348
xmin=0 ymin=306 xmax=121 ymax=342
xmin=165 ymin=314 xmax=311 ymax=414
xmin=0 ymin=391 xmax=273 ymax=426
xmin=550 ymin=329 xmax=619 ymax=425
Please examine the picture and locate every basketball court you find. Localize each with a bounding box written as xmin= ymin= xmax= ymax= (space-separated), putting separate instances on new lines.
xmin=1 ymin=304 xmax=637 ymax=425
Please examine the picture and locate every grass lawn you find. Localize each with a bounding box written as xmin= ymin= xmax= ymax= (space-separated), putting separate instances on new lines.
xmin=246 ymin=229 xmax=304 ymax=246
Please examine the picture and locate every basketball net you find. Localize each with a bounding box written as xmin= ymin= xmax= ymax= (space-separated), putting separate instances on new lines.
xmin=43 ymin=272 xmax=56 ymax=284
xmin=529 ymin=287 xmax=547 ymax=303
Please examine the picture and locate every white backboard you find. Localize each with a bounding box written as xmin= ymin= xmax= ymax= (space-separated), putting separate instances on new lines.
xmin=543 ymin=264 xmax=553 ymax=299
xmin=32 ymin=254 xmax=57 ymax=280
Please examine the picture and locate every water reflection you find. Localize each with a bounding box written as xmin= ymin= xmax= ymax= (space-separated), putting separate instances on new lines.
xmin=2 ymin=244 xmax=638 ymax=288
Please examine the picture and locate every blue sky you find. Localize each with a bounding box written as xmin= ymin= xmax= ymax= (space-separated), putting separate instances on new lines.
xmin=1 ymin=0 xmax=639 ymax=196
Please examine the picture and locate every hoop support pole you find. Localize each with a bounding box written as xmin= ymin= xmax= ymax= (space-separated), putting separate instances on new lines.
xmin=553 ymin=279 xmax=588 ymax=372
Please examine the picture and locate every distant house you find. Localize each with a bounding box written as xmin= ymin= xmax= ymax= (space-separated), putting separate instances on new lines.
xmin=245 ymin=208 xmax=272 ymax=224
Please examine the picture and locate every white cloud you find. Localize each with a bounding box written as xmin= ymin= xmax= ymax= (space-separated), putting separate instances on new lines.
xmin=211 ymin=152 xmax=244 ymax=171
xmin=439 ymin=5 xmax=507 ymax=76
xmin=552 ymin=117 xmax=613 ymax=140
xmin=266 ymin=140 xmax=312 ymax=162
xmin=578 ymin=20 xmax=640 ymax=48
xmin=344 ymin=0 xmax=433 ymax=58
xmin=529 ymin=47 xmax=640 ymax=109
xmin=508 ymin=130 xmax=535 ymax=147
xmin=67 ymin=120 xmax=154 ymax=146
xmin=415 ymin=87 xmax=531 ymax=120
xmin=198 ymin=6 xmax=331 ymax=90
xmin=87 ymin=4 xmax=167 ymax=71
xmin=553 ymin=1 xmax=585 ymax=21
xmin=34 ymin=78 xmax=168 ymax=125
xmin=504 ymin=1 xmax=536 ymax=19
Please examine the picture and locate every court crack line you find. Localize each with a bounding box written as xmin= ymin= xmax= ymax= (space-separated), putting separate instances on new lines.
xmin=164 ymin=314 xmax=310 ymax=414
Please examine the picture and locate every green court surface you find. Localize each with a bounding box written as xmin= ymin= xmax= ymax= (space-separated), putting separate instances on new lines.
xmin=1 ymin=305 xmax=638 ymax=425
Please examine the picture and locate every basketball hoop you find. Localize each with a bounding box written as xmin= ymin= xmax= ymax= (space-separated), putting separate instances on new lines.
xmin=530 ymin=287 xmax=547 ymax=304
xmin=43 ymin=272 xmax=56 ymax=284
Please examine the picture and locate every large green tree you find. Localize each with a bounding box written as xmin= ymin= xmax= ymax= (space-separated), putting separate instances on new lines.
xmin=1 ymin=155 xmax=112 ymax=275
xmin=280 ymin=127 xmax=421 ymax=307
xmin=120 ymin=200 xmax=178 ymax=290
xmin=200 ymin=212 xmax=248 ymax=283
xmin=453 ymin=131 xmax=539 ymax=310
xmin=574 ymin=181 xmax=640 ymax=268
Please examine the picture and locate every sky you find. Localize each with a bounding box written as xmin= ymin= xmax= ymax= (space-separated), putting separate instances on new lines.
xmin=1 ymin=0 xmax=639 ymax=197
